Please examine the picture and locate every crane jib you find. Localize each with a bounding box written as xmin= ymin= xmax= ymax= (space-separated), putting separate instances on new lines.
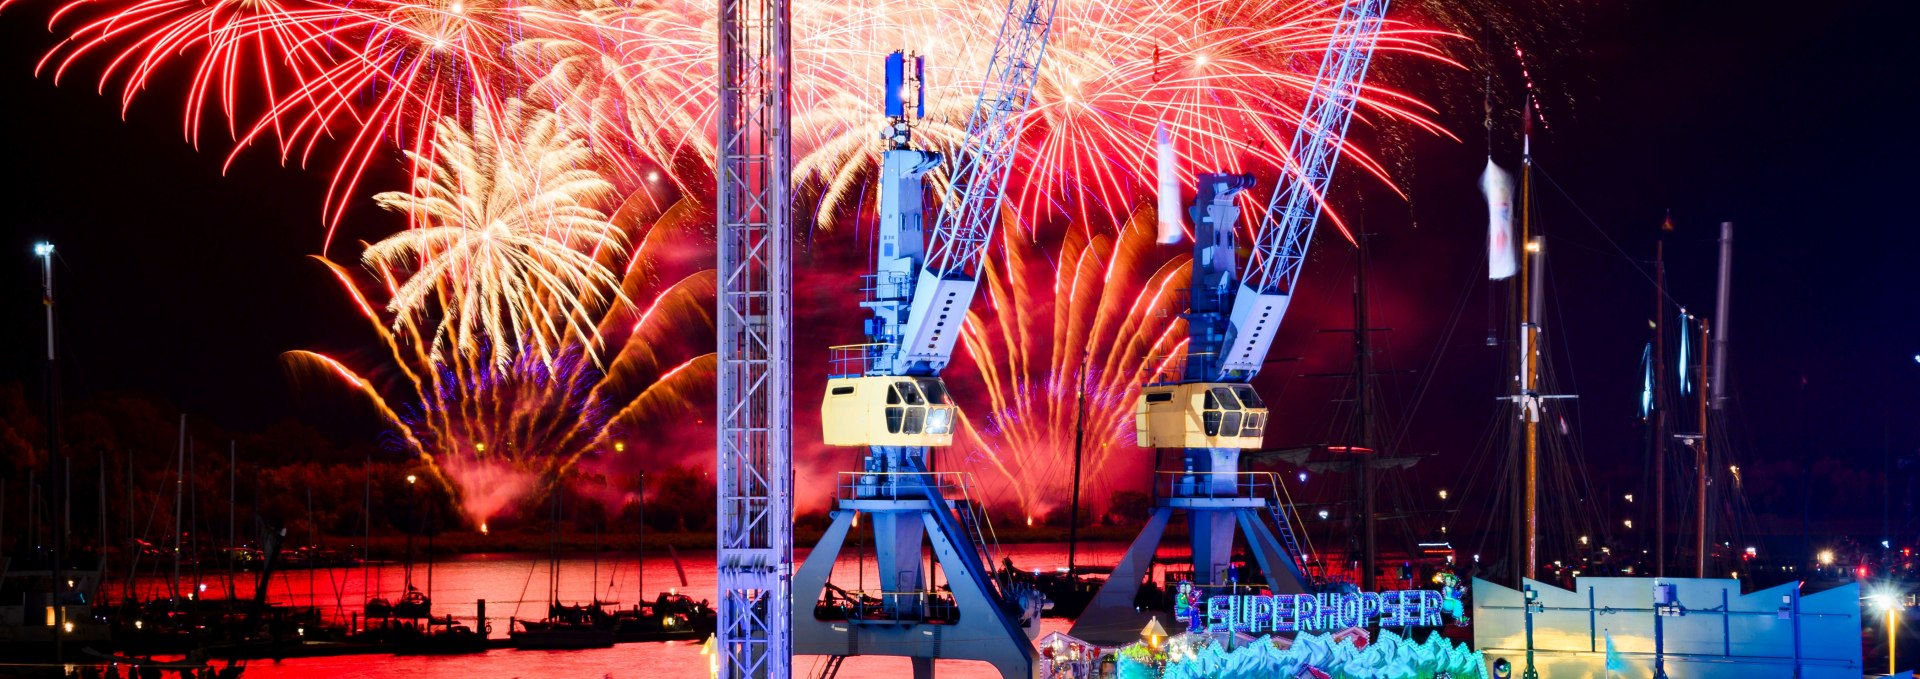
xmin=889 ymin=0 xmax=1060 ymax=375
xmin=1216 ymin=0 xmax=1391 ymax=382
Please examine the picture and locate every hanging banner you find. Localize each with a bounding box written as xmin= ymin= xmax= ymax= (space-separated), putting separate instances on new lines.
xmin=1156 ymin=122 xmax=1183 ymax=244
xmin=1482 ymin=157 xmax=1516 ymax=280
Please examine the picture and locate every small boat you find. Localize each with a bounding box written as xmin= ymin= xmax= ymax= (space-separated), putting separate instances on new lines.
xmin=393 ymin=589 xmax=432 ymax=618
xmin=603 ymin=593 xmax=717 ymax=642
xmin=509 ymin=608 xmax=615 ymax=650
xmin=395 ymin=615 xmax=491 ymax=655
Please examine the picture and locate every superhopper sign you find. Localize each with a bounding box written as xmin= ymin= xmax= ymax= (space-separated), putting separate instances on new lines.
xmin=1182 ymin=590 xmax=1448 ymax=635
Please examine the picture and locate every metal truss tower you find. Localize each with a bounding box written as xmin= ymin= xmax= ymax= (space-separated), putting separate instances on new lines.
xmin=715 ymin=0 xmax=792 ymax=671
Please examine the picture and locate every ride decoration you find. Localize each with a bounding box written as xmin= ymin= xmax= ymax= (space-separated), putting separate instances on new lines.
xmin=1119 ymin=629 xmax=1488 ymax=679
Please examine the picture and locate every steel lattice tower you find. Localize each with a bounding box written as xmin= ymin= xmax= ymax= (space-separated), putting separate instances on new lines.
xmin=714 ymin=0 xmax=792 ymax=671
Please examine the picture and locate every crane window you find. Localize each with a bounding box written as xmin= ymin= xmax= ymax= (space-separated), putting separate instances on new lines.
xmin=894 ymin=381 xmax=925 ymax=405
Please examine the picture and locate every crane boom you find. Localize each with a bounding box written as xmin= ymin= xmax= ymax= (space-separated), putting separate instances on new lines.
xmin=889 ymin=0 xmax=1059 ymax=375
xmin=1204 ymin=0 xmax=1392 ymax=381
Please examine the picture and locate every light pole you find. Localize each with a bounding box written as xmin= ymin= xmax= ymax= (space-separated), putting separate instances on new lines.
xmin=35 ymin=241 xmax=64 ymax=664
xmin=1874 ymin=591 xmax=1900 ymax=676
xmin=1522 ymin=585 xmax=1540 ymax=679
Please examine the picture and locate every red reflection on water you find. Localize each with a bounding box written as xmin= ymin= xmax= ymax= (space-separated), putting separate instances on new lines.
xmin=132 ymin=543 xmax=1132 ymax=678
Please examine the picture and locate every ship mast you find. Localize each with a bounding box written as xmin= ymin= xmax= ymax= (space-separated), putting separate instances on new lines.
xmin=1652 ymin=232 xmax=1668 ymax=578
xmin=1516 ymin=103 xmax=1540 ymax=583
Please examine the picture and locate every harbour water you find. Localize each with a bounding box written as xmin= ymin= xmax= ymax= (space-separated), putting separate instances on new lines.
xmin=126 ymin=541 xmax=1135 ymax=678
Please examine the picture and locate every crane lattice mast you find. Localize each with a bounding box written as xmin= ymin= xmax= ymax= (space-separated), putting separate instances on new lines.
xmin=714 ymin=0 xmax=793 ymax=671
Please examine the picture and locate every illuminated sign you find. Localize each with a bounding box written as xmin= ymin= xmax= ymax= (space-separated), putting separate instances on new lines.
xmin=1181 ymin=589 xmax=1447 ymax=634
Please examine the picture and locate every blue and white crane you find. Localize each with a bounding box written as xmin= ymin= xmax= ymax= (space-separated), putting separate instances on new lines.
xmin=792 ymin=0 xmax=1058 ymax=676
xmin=1070 ymin=0 xmax=1396 ymax=646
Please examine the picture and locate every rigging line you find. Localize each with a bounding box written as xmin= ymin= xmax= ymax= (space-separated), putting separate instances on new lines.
xmin=1386 ymin=234 xmax=1484 ymax=454
xmin=1532 ymin=162 xmax=1687 ymax=308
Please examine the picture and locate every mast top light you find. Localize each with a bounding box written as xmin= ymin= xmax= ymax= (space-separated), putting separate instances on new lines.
xmin=33 ymin=242 xmax=53 ymax=256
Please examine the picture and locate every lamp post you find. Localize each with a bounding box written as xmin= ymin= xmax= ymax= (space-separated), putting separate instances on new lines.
xmin=1522 ymin=585 xmax=1540 ymax=679
xmin=35 ymin=241 xmax=65 ymax=663
xmin=1874 ymin=592 xmax=1900 ymax=676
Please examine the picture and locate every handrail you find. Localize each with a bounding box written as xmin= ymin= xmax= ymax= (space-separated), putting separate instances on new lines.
xmin=828 ymin=343 xmax=900 ymax=379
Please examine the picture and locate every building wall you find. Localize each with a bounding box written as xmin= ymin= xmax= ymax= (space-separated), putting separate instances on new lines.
xmin=1471 ymin=577 xmax=1862 ymax=678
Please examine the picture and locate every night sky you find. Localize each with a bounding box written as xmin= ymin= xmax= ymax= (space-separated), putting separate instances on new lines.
xmin=1 ymin=1 xmax=1915 ymax=552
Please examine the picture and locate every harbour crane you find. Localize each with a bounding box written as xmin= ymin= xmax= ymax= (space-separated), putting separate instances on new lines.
xmin=792 ymin=0 xmax=1059 ymax=675
xmin=1070 ymin=0 xmax=1396 ymax=646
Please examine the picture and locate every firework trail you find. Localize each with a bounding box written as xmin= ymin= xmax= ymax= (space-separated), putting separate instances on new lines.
xmin=949 ymin=205 xmax=1190 ymax=515
xmin=15 ymin=0 xmax=1462 ymax=240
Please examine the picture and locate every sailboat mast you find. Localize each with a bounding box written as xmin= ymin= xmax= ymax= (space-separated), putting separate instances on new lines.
xmin=1517 ymin=107 xmax=1540 ymax=583
xmin=173 ymin=414 xmax=185 ymax=607
xmin=1067 ymin=347 xmax=1091 ymax=578
xmin=645 ymin=469 xmax=652 ymax=602
xmin=1652 ymin=235 xmax=1669 ymax=577
xmin=1354 ymin=234 xmax=1377 ymax=590
xmin=1695 ymin=318 xmax=1711 ymax=578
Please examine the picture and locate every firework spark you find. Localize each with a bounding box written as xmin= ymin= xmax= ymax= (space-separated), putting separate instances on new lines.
xmin=365 ymin=97 xmax=626 ymax=370
xmin=287 ymin=117 xmax=717 ymax=522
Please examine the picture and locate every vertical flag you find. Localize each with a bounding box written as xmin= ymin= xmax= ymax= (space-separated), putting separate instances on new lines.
xmin=1604 ymin=629 xmax=1627 ymax=674
xmin=1640 ymin=343 xmax=1654 ymax=418
xmin=1482 ymin=157 xmax=1517 ymax=279
xmin=1155 ymin=122 xmax=1183 ymax=244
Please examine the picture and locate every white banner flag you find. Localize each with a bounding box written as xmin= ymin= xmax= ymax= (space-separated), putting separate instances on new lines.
xmin=1482 ymin=157 xmax=1517 ymax=280
xmin=1155 ymin=122 xmax=1183 ymax=244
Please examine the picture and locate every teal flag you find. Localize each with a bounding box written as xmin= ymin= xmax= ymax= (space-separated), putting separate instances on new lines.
xmin=1604 ymin=630 xmax=1627 ymax=673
